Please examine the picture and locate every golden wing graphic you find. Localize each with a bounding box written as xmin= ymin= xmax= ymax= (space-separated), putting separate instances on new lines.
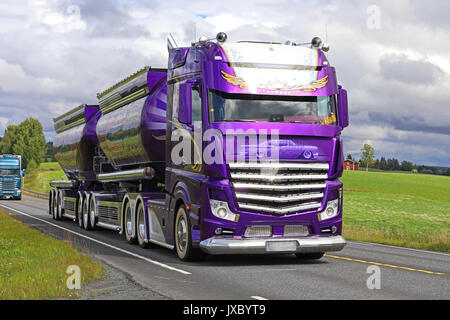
xmin=292 ymin=76 xmax=329 ymax=92
xmin=221 ymin=70 xmax=248 ymax=89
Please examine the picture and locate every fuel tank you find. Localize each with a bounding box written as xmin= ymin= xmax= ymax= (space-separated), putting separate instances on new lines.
xmin=95 ymin=67 xmax=167 ymax=169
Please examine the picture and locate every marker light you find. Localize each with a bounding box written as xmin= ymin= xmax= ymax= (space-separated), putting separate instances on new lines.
xmin=216 ymin=32 xmax=228 ymax=43
xmin=311 ymin=37 xmax=322 ymax=48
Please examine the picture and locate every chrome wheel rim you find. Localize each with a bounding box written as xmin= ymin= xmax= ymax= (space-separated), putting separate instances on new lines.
xmin=138 ymin=209 xmax=145 ymax=239
xmin=176 ymin=216 xmax=187 ymax=253
xmin=126 ymin=207 xmax=132 ymax=236
xmin=90 ymin=208 xmax=95 ymax=227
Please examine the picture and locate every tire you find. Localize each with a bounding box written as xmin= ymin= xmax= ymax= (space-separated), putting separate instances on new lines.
xmin=89 ymin=196 xmax=97 ymax=230
xmin=124 ymin=201 xmax=137 ymax=244
xmin=82 ymin=196 xmax=91 ymax=231
xmin=295 ymin=252 xmax=324 ymax=260
xmin=56 ymin=192 xmax=64 ymax=220
xmin=174 ymin=205 xmax=203 ymax=261
xmin=52 ymin=191 xmax=59 ymax=220
xmin=77 ymin=196 xmax=84 ymax=228
xmin=49 ymin=191 xmax=53 ymax=215
xmin=136 ymin=202 xmax=153 ymax=249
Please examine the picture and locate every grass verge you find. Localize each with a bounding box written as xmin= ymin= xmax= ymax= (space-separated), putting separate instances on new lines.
xmin=0 ymin=209 xmax=103 ymax=299
xmin=341 ymin=171 xmax=450 ymax=252
xmin=24 ymin=162 xmax=66 ymax=194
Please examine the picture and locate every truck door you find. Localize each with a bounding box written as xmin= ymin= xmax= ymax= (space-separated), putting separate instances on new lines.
xmin=170 ymin=78 xmax=203 ymax=173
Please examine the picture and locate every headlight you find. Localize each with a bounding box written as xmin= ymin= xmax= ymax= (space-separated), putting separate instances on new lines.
xmin=210 ymin=199 xmax=239 ymax=222
xmin=319 ymin=199 xmax=339 ymax=221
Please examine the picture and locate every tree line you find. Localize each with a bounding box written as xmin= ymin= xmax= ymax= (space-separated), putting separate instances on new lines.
xmin=0 ymin=118 xmax=46 ymax=170
xmin=348 ymin=144 xmax=450 ymax=176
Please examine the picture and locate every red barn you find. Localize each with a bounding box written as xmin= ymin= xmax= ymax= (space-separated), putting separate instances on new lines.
xmin=344 ymin=160 xmax=359 ymax=171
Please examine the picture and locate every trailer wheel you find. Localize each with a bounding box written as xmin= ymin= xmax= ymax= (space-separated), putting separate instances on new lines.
xmin=77 ymin=196 xmax=84 ymax=228
xmin=82 ymin=196 xmax=91 ymax=231
xmin=89 ymin=196 xmax=97 ymax=230
xmin=124 ymin=201 xmax=137 ymax=244
xmin=295 ymin=252 xmax=324 ymax=260
xmin=174 ymin=205 xmax=203 ymax=261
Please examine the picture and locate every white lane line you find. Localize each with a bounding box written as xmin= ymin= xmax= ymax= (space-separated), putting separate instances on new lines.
xmin=251 ymin=296 xmax=269 ymax=300
xmin=0 ymin=204 xmax=192 ymax=275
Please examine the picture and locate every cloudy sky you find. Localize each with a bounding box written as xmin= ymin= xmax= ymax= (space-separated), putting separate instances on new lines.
xmin=0 ymin=0 xmax=449 ymax=166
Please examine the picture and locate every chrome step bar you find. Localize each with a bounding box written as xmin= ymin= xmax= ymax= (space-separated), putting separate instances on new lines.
xmin=97 ymin=167 xmax=155 ymax=182
xmin=96 ymin=221 xmax=121 ymax=231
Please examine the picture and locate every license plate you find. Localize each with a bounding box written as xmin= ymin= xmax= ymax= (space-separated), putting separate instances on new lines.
xmin=266 ymin=241 xmax=297 ymax=252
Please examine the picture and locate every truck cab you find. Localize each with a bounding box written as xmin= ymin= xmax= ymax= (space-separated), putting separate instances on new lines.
xmin=0 ymin=155 xmax=24 ymax=200
xmin=164 ymin=35 xmax=348 ymax=259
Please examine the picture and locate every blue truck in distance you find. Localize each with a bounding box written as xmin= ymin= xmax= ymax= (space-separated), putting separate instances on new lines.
xmin=0 ymin=155 xmax=25 ymax=200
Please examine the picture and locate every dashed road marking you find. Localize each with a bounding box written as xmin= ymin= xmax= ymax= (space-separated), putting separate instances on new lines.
xmin=324 ymin=254 xmax=445 ymax=276
xmin=23 ymin=199 xmax=47 ymax=206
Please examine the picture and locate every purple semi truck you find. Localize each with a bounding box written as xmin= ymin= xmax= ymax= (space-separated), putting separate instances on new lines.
xmin=49 ymin=33 xmax=349 ymax=261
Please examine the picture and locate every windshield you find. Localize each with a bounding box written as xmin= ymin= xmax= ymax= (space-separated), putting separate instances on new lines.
xmin=0 ymin=169 xmax=20 ymax=175
xmin=208 ymin=90 xmax=338 ymax=125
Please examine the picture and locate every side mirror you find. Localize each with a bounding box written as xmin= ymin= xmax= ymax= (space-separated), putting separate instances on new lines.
xmin=21 ymin=169 xmax=26 ymax=177
xmin=178 ymin=82 xmax=192 ymax=124
xmin=338 ymin=88 xmax=349 ymax=128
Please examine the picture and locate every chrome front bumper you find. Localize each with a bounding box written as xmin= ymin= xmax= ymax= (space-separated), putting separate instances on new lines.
xmin=200 ymin=235 xmax=347 ymax=255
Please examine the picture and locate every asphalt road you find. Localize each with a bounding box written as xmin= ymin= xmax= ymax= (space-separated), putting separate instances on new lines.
xmin=1 ymin=194 xmax=449 ymax=300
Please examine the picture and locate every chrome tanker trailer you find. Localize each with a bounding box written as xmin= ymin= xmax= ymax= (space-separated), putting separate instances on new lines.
xmin=50 ymin=34 xmax=349 ymax=261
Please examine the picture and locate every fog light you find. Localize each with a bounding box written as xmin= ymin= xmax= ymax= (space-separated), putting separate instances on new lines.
xmin=215 ymin=228 xmax=223 ymax=235
xmin=331 ymin=226 xmax=338 ymax=234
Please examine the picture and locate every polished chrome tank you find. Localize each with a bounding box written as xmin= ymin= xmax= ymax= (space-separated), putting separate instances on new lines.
xmin=53 ymin=104 xmax=100 ymax=181
xmin=95 ymin=67 xmax=167 ymax=169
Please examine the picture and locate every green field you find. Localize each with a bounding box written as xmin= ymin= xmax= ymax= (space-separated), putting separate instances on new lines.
xmin=0 ymin=209 xmax=103 ymax=299
xmin=341 ymin=171 xmax=450 ymax=252
xmin=24 ymin=162 xmax=66 ymax=194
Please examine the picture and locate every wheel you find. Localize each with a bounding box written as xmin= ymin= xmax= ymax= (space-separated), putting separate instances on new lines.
xmin=174 ymin=205 xmax=203 ymax=261
xmin=49 ymin=191 xmax=53 ymax=215
xmin=57 ymin=192 xmax=64 ymax=220
xmin=82 ymin=196 xmax=91 ymax=231
xmin=124 ymin=201 xmax=137 ymax=244
xmin=52 ymin=191 xmax=59 ymax=220
xmin=77 ymin=196 xmax=84 ymax=228
xmin=89 ymin=196 xmax=97 ymax=230
xmin=136 ymin=202 xmax=153 ymax=249
xmin=295 ymin=252 xmax=324 ymax=260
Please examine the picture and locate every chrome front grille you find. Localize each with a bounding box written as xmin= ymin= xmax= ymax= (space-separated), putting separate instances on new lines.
xmin=229 ymin=162 xmax=328 ymax=215
xmin=0 ymin=179 xmax=19 ymax=191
